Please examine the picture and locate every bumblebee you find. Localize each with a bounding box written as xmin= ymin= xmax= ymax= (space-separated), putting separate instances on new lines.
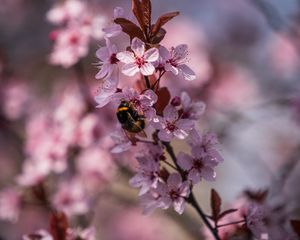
xmin=117 ymin=100 xmax=146 ymax=134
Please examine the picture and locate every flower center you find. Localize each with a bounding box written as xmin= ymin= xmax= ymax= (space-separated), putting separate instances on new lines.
xmin=110 ymin=53 xmax=119 ymax=64
xmin=169 ymin=189 xmax=179 ymax=200
xmin=193 ymin=159 xmax=204 ymax=171
xmin=166 ymin=121 xmax=177 ymax=132
xmin=167 ymin=58 xmax=178 ymax=67
xmin=135 ymin=57 xmax=145 ymax=68
xmin=69 ymin=34 xmax=79 ymax=45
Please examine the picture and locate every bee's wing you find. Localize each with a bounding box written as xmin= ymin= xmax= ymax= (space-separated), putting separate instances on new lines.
xmin=126 ymin=113 xmax=147 ymax=138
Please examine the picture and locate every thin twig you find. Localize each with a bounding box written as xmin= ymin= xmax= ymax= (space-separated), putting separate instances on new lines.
xmin=162 ymin=141 xmax=221 ymax=240
xmin=144 ymin=75 xmax=151 ymax=89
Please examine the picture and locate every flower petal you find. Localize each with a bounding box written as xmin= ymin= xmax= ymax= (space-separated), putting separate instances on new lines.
xmin=173 ymin=197 xmax=185 ymax=214
xmin=122 ymin=63 xmax=139 ymax=76
xmin=158 ymin=129 xmax=173 ymax=142
xmin=140 ymin=62 xmax=155 ymax=76
xmin=116 ymin=51 xmax=135 ymax=63
xmin=144 ymin=48 xmax=159 ymax=62
xmin=95 ymin=64 xmax=110 ymax=79
xmin=188 ymin=168 xmax=201 ymax=184
xmin=167 ymin=173 xmax=182 ymax=190
xmin=96 ymin=47 xmax=109 ymax=61
xmin=178 ymin=64 xmax=196 ymax=81
xmin=177 ymin=152 xmax=193 ymax=171
xmin=131 ymin=37 xmax=145 ymax=58
xmin=163 ymin=105 xmax=178 ymax=122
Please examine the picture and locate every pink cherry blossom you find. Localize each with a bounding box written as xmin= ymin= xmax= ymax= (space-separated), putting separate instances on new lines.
xmin=139 ymin=190 xmax=167 ymax=215
xmin=46 ymin=0 xmax=85 ymax=25
xmin=49 ymin=26 xmax=90 ymax=68
xmin=76 ymin=146 xmax=115 ymax=192
xmin=16 ymin=159 xmax=49 ymax=187
xmin=246 ymin=203 xmax=268 ymax=239
xmin=94 ymin=84 xmax=118 ymax=108
xmin=52 ymin=179 xmax=89 ymax=217
xmin=180 ymin=91 xmax=206 ymax=120
xmin=67 ymin=226 xmax=96 ymax=240
xmin=177 ymin=151 xmax=217 ymax=184
xmin=188 ymin=129 xmax=224 ymax=164
xmin=157 ymin=45 xmax=196 ymax=81
xmin=102 ymin=7 xmax=124 ymax=38
xmin=129 ymin=154 xmax=160 ymax=196
xmin=0 ymin=188 xmax=21 ymax=222
xmin=23 ymin=229 xmax=53 ymax=240
xmin=152 ymin=105 xmax=194 ymax=142
xmin=110 ymin=129 xmax=132 ymax=153
xmin=116 ymin=37 xmax=159 ymax=76
xmin=95 ymin=37 xmax=119 ymax=81
xmin=76 ymin=113 xmax=103 ymax=147
xmin=156 ymin=173 xmax=190 ymax=214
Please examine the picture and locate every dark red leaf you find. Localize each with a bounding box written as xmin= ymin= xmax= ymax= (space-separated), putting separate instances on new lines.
xmin=152 ymin=11 xmax=180 ymax=36
xmin=155 ymin=87 xmax=171 ymax=115
xmin=49 ymin=211 xmax=68 ymax=240
xmin=290 ymin=220 xmax=300 ymax=237
xmin=211 ymin=189 xmax=222 ymax=222
xmin=150 ymin=28 xmax=166 ymax=44
xmin=141 ymin=0 xmax=152 ymax=32
xmin=132 ymin=0 xmax=145 ymax=31
xmin=132 ymin=0 xmax=152 ymax=35
xmin=218 ymin=209 xmax=238 ymax=220
xmin=114 ymin=18 xmax=146 ymax=41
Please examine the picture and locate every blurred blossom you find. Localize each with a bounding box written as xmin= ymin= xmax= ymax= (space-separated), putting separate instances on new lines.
xmin=66 ymin=226 xmax=96 ymax=240
xmin=76 ymin=146 xmax=115 ymax=192
xmin=52 ymin=179 xmax=89 ymax=217
xmin=1 ymin=81 xmax=30 ymax=120
xmin=209 ymin=65 xmax=258 ymax=109
xmin=76 ymin=113 xmax=103 ymax=147
xmin=22 ymin=229 xmax=53 ymax=240
xmin=268 ymin=35 xmax=299 ymax=79
xmin=47 ymin=0 xmax=107 ymax=68
xmin=0 ymin=188 xmax=21 ymax=222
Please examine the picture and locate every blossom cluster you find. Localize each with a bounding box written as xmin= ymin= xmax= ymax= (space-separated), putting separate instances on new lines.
xmin=0 ymin=87 xmax=116 ymax=238
xmin=47 ymin=0 xmax=106 ymax=68
xmin=94 ymin=2 xmax=223 ymax=217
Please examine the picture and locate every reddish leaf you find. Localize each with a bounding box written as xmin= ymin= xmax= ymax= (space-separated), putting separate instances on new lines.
xmin=141 ymin=0 xmax=152 ymax=32
xmin=291 ymin=220 xmax=300 ymax=237
xmin=150 ymin=28 xmax=166 ymax=44
xmin=132 ymin=0 xmax=152 ymax=35
xmin=114 ymin=18 xmax=145 ymax=41
xmin=132 ymin=0 xmax=145 ymax=31
xmin=218 ymin=209 xmax=238 ymax=220
xmin=211 ymin=189 xmax=222 ymax=221
xmin=49 ymin=211 xmax=68 ymax=240
xmin=152 ymin=11 xmax=180 ymax=36
xmin=155 ymin=87 xmax=171 ymax=115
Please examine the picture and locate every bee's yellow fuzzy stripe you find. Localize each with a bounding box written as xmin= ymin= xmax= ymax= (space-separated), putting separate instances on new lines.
xmin=118 ymin=107 xmax=129 ymax=111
